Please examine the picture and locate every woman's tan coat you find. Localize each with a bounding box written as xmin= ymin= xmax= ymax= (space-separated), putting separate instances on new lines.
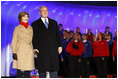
xmin=11 ymin=25 xmax=34 ymax=71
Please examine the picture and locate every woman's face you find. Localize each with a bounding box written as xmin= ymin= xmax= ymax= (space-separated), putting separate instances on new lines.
xmin=97 ymin=33 xmax=102 ymax=40
xmin=74 ymin=33 xmax=79 ymax=40
xmin=93 ymin=35 xmax=97 ymax=41
xmin=115 ymin=31 xmax=117 ymax=37
xmin=21 ymin=15 xmax=29 ymax=23
xmin=88 ymin=29 xmax=91 ymax=33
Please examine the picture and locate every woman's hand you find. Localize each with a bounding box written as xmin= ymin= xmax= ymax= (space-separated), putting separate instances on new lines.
xmin=72 ymin=42 xmax=79 ymax=49
xmin=13 ymin=53 xmax=17 ymax=60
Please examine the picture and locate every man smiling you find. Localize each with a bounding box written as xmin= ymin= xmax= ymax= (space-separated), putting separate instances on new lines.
xmin=32 ymin=6 xmax=62 ymax=78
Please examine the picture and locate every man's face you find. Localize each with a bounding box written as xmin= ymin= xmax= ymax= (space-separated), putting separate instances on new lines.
xmin=82 ymin=35 xmax=87 ymax=40
xmin=67 ymin=33 xmax=70 ymax=38
xmin=63 ymin=31 xmax=67 ymax=37
xmin=106 ymin=28 xmax=109 ymax=32
xmin=76 ymin=28 xmax=80 ymax=32
xmin=107 ymin=35 xmax=111 ymax=40
xmin=104 ymin=33 xmax=107 ymax=39
xmin=88 ymin=29 xmax=91 ymax=33
xmin=70 ymin=32 xmax=74 ymax=36
xmin=59 ymin=26 xmax=63 ymax=29
xmin=40 ymin=7 xmax=48 ymax=18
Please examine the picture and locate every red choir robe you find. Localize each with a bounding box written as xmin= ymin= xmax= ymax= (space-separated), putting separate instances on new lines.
xmin=92 ymin=40 xmax=109 ymax=57
xmin=66 ymin=41 xmax=85 ymax=56
xmin=112 ymin=40 xmax=117 ymax=56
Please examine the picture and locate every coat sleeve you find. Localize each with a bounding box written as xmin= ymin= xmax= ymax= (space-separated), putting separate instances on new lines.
xmin=60 ymin=54 xmax=63 ymax=59
xmin=112 ymin=40 xmax=117 ymax=56
xmin=88 ymin=41 xmax=93 ymax=57
xmin=32 ymin=23 xmax=38 ymax=49
xmin=11 ymin=27 xmax=18 ymax=53
xmin=55 ymin=21 xmax=62 ymax=47
xmin=92 ymin=42 xmax=96 ymax=57
xmin=80 ymin=42 xmax=85 ymax=53
xmin=110 ymin=32 xmax=113 ymax=40
xmin=104 ymin=40 xmax=109 ymax=56
xmin=66 ymin=42 xmax=73 ymax=53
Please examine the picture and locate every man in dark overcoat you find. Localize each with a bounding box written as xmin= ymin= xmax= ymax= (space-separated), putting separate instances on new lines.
xmin=32 ymin=6 xmax=62 ymax=78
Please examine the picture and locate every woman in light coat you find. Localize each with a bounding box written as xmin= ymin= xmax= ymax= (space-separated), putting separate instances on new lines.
xmin=11 ymin=12 xmax=38 ymax=78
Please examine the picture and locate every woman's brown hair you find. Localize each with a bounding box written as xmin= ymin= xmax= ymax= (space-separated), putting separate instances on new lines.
xmin=98 ymin=32 xmax=104 ymax=40
xmin=72 ymin=33 xmax=81 ymax=43
xmin=18 ymin=12 xmax=29 ymax=22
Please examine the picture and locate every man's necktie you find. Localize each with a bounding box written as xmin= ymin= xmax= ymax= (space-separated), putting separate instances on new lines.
xmin=45 ymin=19 xmax=48 ymax=29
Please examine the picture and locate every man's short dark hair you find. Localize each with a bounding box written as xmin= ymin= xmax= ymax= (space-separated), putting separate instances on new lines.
xmin=105 ymin=26 xmax=110 ymax=29
xmin=70 ymin=30 xmax=74 ymax=33
xmin=82 ymin=33 xmax=87 ymax=37
xmin=63 ymin=30 xmax=68 ymax=33
xmin=59 ymin=24 xmax=63 ymax=27
xmin=76 ymin=27 xmax=80 ymax=29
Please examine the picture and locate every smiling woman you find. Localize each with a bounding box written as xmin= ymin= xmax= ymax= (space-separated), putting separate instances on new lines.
xmin=11 ymin=12 xmax=35 ymax=78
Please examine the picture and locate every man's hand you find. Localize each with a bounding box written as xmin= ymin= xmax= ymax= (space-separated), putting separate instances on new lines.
xmin=102 ymin=57 xmax=104 ymax=61
xmin=113 ymin=56 xmax=115 ymax=62
xmin=58 ymin=47 xmax=62 ymax=54
xmin=78 ymin=59 xmax=81 ymax=62
xmin=61 ymin=58 xmax=64 ymax=62
xmin=33 ymin=49 xmax=39 ymax=55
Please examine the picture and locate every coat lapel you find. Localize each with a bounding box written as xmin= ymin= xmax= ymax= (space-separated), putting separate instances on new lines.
xmin=38 ymin=17 xmax=52 ymax=30
xmin=19 ymin=25 xmax=32 ymax=35
xmin=48 ymin=18 xmax=53 ymax=30
xmin=18 ymin=25 xmax=33 ymax=43
xmin=39 ymin=18 xmax=48 ymax=30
